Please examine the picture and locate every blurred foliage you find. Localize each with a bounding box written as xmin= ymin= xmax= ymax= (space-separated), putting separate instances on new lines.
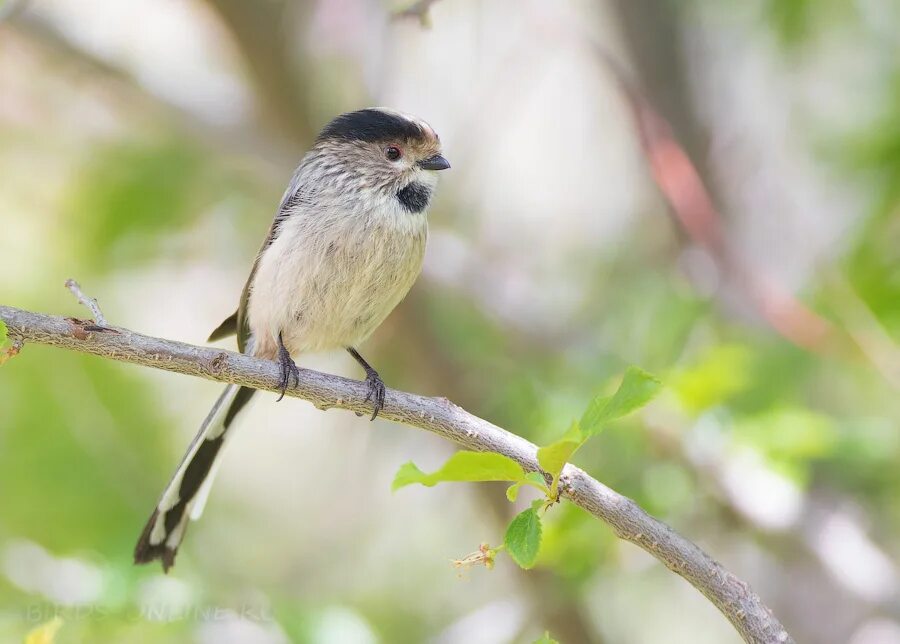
xmin=732 ymin=407 xmax=836 ymax=483
xmin=841 ymin=76 xmax=900 ymax=338
xmin=669 ymin=344 xmax=754 ymax=413
xmin=760 ymin=0 xmax=854 ymax=47
xmin=0 ymin=345 xmax=171 ymax=554
xmin=67 ymin=140 xmax=203 ymax=271
xmin=764 ymin=0 xmax=815 ymax=44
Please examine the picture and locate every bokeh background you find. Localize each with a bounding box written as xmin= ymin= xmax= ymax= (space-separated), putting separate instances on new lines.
xmin=2 ymin=0 xmax=900 ymax=642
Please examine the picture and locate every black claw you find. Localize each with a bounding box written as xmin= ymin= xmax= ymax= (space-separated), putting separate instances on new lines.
xmin=363 ymin=370 xmax=386 ymax=420
xmin=276 ymin=332 xmax=299 ymax=402
xmin=346 ymin=347 xmax=386 ymax=420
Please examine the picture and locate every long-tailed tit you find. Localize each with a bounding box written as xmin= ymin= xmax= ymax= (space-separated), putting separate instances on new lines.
xmin=134 ymin=108 xmax=450 ymax=571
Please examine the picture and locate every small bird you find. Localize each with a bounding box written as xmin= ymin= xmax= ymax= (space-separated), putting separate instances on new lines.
xmin=134 ymin=108 xmax=450 ymax=571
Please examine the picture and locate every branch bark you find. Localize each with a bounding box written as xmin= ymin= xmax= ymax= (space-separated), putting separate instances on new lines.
xmin=0 ymin=303 xmax=793 ymax=644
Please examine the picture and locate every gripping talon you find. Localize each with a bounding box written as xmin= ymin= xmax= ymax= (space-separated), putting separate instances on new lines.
xmin=364 ymin=371 xmax=386 ymax=420
xmin=276 ymin=332 xmax=299 ymax=402
xmin=346 ymin=347 xmax=386 ymax=420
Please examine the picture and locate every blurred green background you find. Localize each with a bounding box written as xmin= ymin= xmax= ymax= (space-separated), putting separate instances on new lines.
xmin=1 ymin=0 xmax=899 ymax=642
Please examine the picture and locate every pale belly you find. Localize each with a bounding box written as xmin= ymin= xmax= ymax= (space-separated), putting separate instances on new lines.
xmin=246 ymin=214 xmax=427 ymax=359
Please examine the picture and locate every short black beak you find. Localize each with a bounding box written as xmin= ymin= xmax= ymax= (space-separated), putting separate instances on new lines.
xmin=418 ymin=154 xmax=451 ymax=171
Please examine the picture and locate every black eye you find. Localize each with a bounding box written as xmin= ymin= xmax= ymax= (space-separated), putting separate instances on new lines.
xmin=385 ymin=146 xmax=402 ymax=161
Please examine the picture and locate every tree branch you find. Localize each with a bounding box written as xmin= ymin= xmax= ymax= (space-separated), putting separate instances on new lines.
xmin=0 ymin=303 xmax=793 ymax=644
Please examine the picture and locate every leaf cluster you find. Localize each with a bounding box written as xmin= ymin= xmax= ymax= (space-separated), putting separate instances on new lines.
xmin=393 ymin=367 xmax=661 ymax=570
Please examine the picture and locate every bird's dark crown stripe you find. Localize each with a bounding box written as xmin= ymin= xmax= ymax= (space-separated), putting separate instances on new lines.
xmin=319 ymin=109 xmax=425 ymax=143
xmin=397 ymin=182 xmax=432 ymax=213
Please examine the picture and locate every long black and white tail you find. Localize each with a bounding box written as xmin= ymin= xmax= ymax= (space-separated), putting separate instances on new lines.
xmin=134 ymin=384 xmax=255 ymax=571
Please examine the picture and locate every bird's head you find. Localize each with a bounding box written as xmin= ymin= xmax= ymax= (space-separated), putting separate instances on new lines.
xmin=311 ymin=108 xmax=450 ymax=214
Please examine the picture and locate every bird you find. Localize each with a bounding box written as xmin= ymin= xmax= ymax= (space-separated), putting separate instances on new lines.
xmin=134 ymin=108 xmax=450 ymax=571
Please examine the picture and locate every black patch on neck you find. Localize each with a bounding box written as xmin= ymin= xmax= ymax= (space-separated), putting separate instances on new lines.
xmin=397 ymin=182 xmax=432 ymax=213
xmin=319 ymin=109 xmax=425 ymax=144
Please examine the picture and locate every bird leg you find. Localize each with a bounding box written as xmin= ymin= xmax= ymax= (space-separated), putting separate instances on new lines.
xmin=276 ymin=331 xmax=300 ymax=402
xmin=346 ymin=347 xmax=386 ymax=420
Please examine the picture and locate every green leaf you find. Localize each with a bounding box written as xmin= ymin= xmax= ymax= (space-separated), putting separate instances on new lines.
xmin=392 ymin=462 xmax=429 ymax=491
xmin=0 ymin=319 xmax=7 ymax=348
xmin=537 ymin=421 xmax=583 ymax=481
xmin=504 ymin=507 xmax=542 ymax=569
xmin=525 ymin=471 xmax=549 ymax=487
xmin=532 ymin=632 xmax=559 ymax=644
xmin=506 ymin=472 xmax=550 ymax=502
xmin=580 ymin=366 xmax=661 ymax=437
xmin=392 ymin=451 xmax=526 ymax=491
xmin=536 ymin=368 xmax=661 ymax=497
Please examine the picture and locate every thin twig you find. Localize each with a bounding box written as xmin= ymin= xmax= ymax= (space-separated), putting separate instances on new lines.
xmin=0 ymin=301 xmax=793 ymax=644
xmin=64 ymin=278 xmax=108 ymax=326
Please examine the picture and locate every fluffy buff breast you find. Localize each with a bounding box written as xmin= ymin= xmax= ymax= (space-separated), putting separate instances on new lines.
xmin=247 ymin=201 xmax=428 ymax=359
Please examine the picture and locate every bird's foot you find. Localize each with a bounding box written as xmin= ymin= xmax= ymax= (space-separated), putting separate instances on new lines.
xmin=363 ymin=369 xmax=386 ymax=420
xmin=276 ymin=335 xmax=299 ymax=402
xmin=345 ymin=347 xmax=385 ymax=420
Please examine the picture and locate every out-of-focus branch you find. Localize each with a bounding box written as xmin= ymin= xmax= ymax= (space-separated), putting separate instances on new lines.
xmin=394 ymin=0 xmax=443 ymax=26
xmin=612 ymin=65 xmax=832 ymax=350
xmin=612 ymin=79 xmax=833 ymax=349
xmin=1 ymin=301 xmax=792 ymax=644
xmin=597 ymin=38 xmax=900 ymax=385
xmin=202 ymin=0 xmax=316 ymax=146
xmin=605 ymin=0 xmax=833 ymax=352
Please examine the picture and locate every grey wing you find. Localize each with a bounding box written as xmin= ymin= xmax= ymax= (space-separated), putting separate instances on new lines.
xmin=233 ymin=165 xmax=310 ymax=354
xmin=207 ymin=312 xmax=238 ymax=342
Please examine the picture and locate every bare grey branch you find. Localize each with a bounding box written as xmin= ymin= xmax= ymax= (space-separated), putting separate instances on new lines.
xmin=0 ymin=302 xmax=794 ymax=644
